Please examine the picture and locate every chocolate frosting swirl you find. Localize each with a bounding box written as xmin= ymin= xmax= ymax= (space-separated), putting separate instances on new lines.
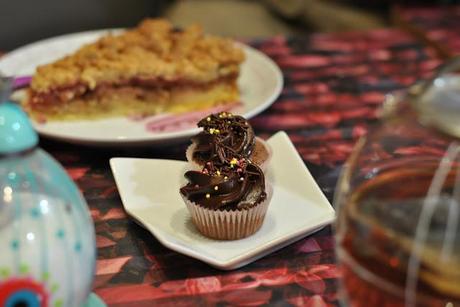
xmin=180 ymin=158 xmax=266 ymax=210
xmin=191 ymin=112 xmax=256 ymax=164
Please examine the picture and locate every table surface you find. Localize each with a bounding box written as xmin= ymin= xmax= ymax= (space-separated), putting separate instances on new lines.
xmin=21 ymin=7 xmax=453 ymax=306
xmin=395 ymin=5 xmax=460 ymax=59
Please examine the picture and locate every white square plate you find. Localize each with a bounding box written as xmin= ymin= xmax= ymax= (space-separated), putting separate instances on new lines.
xmin=110 ymin=132 xmax=335 ymax=270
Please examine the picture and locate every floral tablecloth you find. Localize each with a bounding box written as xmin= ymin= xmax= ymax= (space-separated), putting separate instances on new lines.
xmin=36 ymin=26 xmax=441 ymax=306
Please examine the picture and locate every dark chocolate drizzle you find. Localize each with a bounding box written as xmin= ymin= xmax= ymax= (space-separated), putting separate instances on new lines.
xmin=191 ymin=112 xmax=255 ymax=164
xmin=180 ymin=158 xmax=266 ymax=210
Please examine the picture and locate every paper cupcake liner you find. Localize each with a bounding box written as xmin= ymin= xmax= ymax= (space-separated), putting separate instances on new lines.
xmin=186 ymin=137 xmax=272 ymax=171
xmin=181 ymin=183 xmax=273 ymax=240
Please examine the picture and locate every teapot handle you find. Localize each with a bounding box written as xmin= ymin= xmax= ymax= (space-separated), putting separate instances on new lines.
xmin=412 ymin=56 xmax=460 ymax=98
xmin=382 ymin=56 xmax=460 ymax=118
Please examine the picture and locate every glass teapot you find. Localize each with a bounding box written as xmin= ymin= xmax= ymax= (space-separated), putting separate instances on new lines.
xmin=334 ymin=58 xmax=460 ymax=306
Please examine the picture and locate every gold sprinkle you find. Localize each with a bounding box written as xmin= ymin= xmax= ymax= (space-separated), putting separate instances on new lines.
xmin=230 ymin=158 xmax=238 ymax=165
xmin=209 ymin=128 xmax=220 ymax=135
xmin=216 ymin=170 xmax=221 ymax=176
xmin=224 ymin=176 xmax=228 ymax=180
xmin=206 ymin=193 xmax=210 ymax=199
xmin=206 ymin=117 xmax=211 ymax=122
xmin=214 ymin=186 xmax=219 ymax=191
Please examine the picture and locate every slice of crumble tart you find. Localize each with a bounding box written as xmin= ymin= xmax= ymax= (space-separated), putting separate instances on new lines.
xmin=24 ymin=19 xmax=245 ymax=121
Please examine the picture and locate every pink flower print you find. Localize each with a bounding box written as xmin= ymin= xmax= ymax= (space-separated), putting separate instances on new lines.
xmin=66 ymin=167 xmax=89 ymax=181
xmin=295 ymin=265 xmax=338 ymax=295
xmin=220 ymin=289 xmax=272 ymax=306
xmin=185 ymin=276 xmax=222 ymax=295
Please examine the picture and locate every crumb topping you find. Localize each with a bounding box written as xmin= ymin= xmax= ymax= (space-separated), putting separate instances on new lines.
xmin=31 ymin=19 xmax=245 ymax=93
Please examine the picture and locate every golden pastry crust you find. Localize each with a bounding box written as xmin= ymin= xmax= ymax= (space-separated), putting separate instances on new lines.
xmin=30 ymin=19 xmax=245 ymax=95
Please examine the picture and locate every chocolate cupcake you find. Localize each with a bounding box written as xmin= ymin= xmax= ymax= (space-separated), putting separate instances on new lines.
xmin=186 ymin=112 xmax=271 ymax=170
xmin=180 ymin=157 xmax=272 ymax=240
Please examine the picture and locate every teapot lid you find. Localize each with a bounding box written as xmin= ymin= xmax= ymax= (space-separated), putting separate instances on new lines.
xmin=0 ymin=76 xmax=38 ymax=155
xmin=411 ymin=57 xmax=460 ymax=138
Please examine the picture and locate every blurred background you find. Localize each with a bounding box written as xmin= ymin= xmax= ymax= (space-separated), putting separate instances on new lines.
xmin=2 ymin=0 xmax=460 ymax=50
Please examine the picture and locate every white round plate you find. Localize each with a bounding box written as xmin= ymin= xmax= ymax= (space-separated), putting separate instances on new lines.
xmin=0 ymin=30 xmax=283 ymax=146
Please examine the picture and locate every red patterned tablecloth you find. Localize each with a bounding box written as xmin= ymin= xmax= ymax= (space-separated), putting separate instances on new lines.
xmin=394 ymin=5 xmax=460 ymax=58
xmin=35 ymin=28 xmax=441 ymax=306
